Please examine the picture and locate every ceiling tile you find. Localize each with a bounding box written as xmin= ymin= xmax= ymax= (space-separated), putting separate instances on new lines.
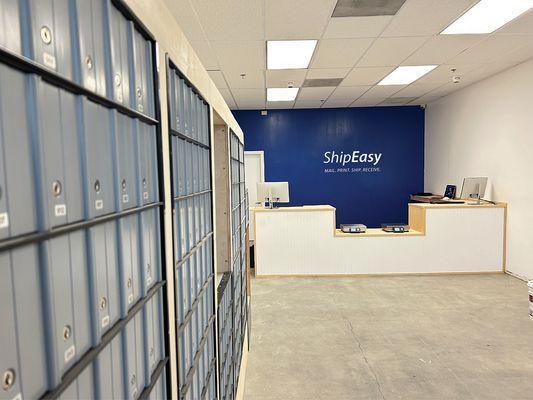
xmin=306 ymin=68 xmax=351 ymax=79
xmin=219 ymin=88 xmax=237 ymax=109
xmin=165 ymin=0 xmax=195 ymax=16
xmin=329 ymin=86 xmax=371 ymax=100
xmin=496 ymin=9 xmax=533 ymax=35
xmin=192 ymin=0 xmax=265 ymax=41
xmin=391 ymin=82 xmax=446 ymax=98
xmin=311 ymin=38 xmax=374 ymax=68
xmin=323 ymin=16 xmax=393 ymax=39
xmin=359 ymin=85 xmax=405 ymax=99
xmin=188 ymin=40 xmax=220 ymax=70
xmin=341 ymin=66 xmax=395 ymax=86
xmin=169 ymin=13 xmax=207 ymax=42
xmin=211 ymin=41 xmax=265 ymax=71
xmin=224 ymin=69 xmax=265 ymax=89
xmin=294 ymin=99 xmax=325 ymax=108
xmin=207 ymin=70 xmax=228 ymax=89
xmin=238 ymin=103 xmax=267 ymax=110
xmin=322 ymin=98 xmax=354 ymax=108
xmin=414 ymin=63 xmax=482 ymax=84
xmin=351 ymin=98 xmax=380 ymax=107
xmin=381 ymin=0 xmax=478 ymax=37
xmin=356 ymin=37 xmax=429 ymax=67
xmin=410 ymin=95 xmax=443 ymax=105
xmin=266 ymin=69 xmax=307 ymax=88
xmin=266 ymin=101 xmax=295 ymax=109
xmin=403 ymin=35 xmax=485 ymax=65
xmin=297 ymin=87 xmax=336 ymax=101
xmin=449 ymin=35 xmax=533 ymax=65
xmin=265 ymin=0 xmax=337 ymax=39
xmin=424 ymin=82 xmax=459 ymax=98
xmin=231 ymin=89 xmax=266 ymax=108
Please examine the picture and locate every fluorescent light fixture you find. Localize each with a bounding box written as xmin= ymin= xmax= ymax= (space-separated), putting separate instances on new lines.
xmin=442 ymin=0 xmax=533 ymax=34
xmin=267 ymin=88 xmax=299 ymax=102
xmin=378 ymin=65 xmax=437 ymax=85
xmin=267 ymin=40 xmax=318 ymax=70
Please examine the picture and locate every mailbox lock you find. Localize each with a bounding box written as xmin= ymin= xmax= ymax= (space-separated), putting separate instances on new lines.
xmin=94 ymin=180 xmax=101 ymax=193
xmin=2 ymin=369 xmax=15 ymax=391
xmin=136 ymin=87 xmax=142 ymax=99
xmin=142 ymin=178 xmax=147 ymax=188
xmin=121 ymin=179 xmax=127 ymax=191
xmin=40 ymin=26 xmax=52 ymax=44
xmin=127 ymin=278 xmax=132 ymax=288
xmin=52 ymin=180 xmax=62 ymax=196
xmin=85 ymin=56 xmax=93 ymax=70
xmin=63 ymin=325 xmax=72 ymax=341
xmin=100 ymin=296 xmax=107 ymax=310
xmin=114 ymin=74 xmax=121 ymax=87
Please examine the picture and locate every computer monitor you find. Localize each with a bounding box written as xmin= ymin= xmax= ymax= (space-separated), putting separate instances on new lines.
xmin=460 ymin=177 xmax=488 ymax=201
xmin=256 ymin=182 xmax=290 ymax=205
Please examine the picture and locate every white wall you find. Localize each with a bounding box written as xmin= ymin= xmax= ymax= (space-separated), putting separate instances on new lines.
xmin=425 ymin=58 xmax=533 ymax=280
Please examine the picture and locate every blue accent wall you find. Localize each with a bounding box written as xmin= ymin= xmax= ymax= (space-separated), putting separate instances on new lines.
xmin=233 ymin=107 xmax=424 ymax=228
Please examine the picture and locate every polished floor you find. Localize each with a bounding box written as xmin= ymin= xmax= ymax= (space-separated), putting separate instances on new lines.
xmin=243 ymin=274 xmax=533 ymax=400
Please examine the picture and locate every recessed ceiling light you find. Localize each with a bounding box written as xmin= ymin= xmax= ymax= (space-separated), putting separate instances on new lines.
xmin=378 ymin=65 xmax=437 ymax=85
xmin=442 ymin=0 xmax=533 ymax=35
xmin=267 ymin=88 xmax=299 ymax=102
xmin=267 ymin=40 xmax=318 ymax=70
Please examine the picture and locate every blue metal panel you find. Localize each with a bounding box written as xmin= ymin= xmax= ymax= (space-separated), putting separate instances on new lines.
xmin=88 ymin=221 xmax=120 ymax=344
xmin=104 ymin=0 xmax=133 ymax=105
xmin=73 ymin=0 xmax=106 ymax=96
xmin=79 ymin=98 xmax=116 ymax=218
xmin=0 ymin=0 xmax=22 ymax=54
xmin=0 ymin=245 xmax=48 ymax=399
xmin=95 ymin=332 xmax=125 ymax=399
xmin=24 ymin=0 xmax=73 ymax=79
xmin=140 ymin=208 xmax=161 ymax=296
xmin=32 ymin=77 xmax=84 ymax=229
xmin=113 ymin=111 xmax=139 ymax=210
xmin=131 ymin=26 xmax=154 ymax=117
xmin=58 ymin=364 xmax=95 ymax=400
xmin=41 ymin=231 xmax=91 ymax=385
xmin=137 ymin=121 xmax=159 ymax=205
xmin=0 ymin=64 xmax=36 ymax=240
xmin=117 ymin=214 xmax=141 ymax=317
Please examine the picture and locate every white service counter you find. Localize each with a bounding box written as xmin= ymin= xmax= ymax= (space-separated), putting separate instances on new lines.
xmin=253 ymin=203 xmax=507 ymax=276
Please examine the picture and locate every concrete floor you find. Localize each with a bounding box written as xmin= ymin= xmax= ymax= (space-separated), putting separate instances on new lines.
xmin=243 ymin=274 xmax=533 ymax=400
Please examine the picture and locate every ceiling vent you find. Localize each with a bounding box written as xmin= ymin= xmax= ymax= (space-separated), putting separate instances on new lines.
xmin=302 ymin=78 xmax=344 ymax=87
xmin=332 ymin=0 xmax=407 ymax=17
xmin=381 ymin=97 xmax=417 ymax=105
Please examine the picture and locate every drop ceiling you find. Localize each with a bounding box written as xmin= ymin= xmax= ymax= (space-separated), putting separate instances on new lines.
xmin=165 ymin=0 xmax=533 ymax=109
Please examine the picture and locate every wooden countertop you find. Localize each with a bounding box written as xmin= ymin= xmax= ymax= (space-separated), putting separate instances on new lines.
xmin=253 ymin=202 xmax=506 ymax=239
xmin=409 ymin=201 xmax=506 ymax=209
xmin=251 ymin=205 xmax=335 ymax=213
xmin=334 ymin=228 xmax=424 ymax=237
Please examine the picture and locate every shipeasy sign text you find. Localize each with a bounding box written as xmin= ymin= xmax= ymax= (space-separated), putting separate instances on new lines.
xmin=323 ymin=150 xmax=382 ymax=166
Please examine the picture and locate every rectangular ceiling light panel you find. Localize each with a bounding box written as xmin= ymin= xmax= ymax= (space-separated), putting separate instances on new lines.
xmin=332 ymin=0 xmax=407 ymax=17
xmin=267 ymin=88 xmax=299 ymax=101
xmin=442 ymin=0 xmax=533 ymax=34
xmin=378 ymin=65 xmax=437 ymax=85
xmin=267 ymin=40 xmax=318 ymax=70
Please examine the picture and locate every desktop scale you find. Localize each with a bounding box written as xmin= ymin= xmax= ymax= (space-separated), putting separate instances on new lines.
xmin=381 ymin=223 xmax=410 ymax=233
xmin=340 ymin=224 xmax=367 ymax=234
